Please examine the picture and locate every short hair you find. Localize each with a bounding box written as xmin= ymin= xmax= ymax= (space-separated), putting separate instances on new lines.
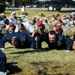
xmin=18 ymin=23 xmax=24 ymax=27
xmin=11 ymin=36 xmax=19 ymax=44
xmin=49 ymin=30 xmax=56 ymax=35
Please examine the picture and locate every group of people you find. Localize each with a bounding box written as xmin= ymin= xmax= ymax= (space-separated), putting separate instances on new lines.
xmin=0 ymin=11 xmax=75 ymax=75
xmin=0 ymin=12 xmax=75 ymax=51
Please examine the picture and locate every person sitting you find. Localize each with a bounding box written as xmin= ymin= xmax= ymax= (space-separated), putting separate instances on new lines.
xmin=0 ymin=50 xmax=7 ymax=75
xmin=0 ymin=32 xmax=36 ymax=51
xmin=37 ymin=30 xmax=73 ymax=52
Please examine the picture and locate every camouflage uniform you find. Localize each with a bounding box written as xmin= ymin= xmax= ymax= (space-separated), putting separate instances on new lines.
xmin=34 ymin=23 xmax=51 ymax=37
xmin=0 ymin=28 xmax=8 ymax=39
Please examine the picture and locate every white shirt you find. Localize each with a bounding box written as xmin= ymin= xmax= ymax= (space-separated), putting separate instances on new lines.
xmin=15 ymin=21 xmax=34 ymax=35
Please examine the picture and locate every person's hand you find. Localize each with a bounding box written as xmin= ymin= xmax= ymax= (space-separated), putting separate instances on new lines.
xmin=0 ymin=48 xmax=4 ymax=50
xmin=57 ymin=41 xmax=62 ymax=46
xmin=30 ymin=48 xmax=34 ymax=51
xmin=65 ymin=50 xmax=70 ymax=52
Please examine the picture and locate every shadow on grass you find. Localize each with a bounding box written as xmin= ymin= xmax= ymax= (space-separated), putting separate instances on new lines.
xmin=9 ymin=47 xmax=66 ymax=54
xmin=7 ymin=62 xmax=22 ymax=75
xmin=31 ymin=62 xmax=69 ymax=75
xmin=9 ymin=47 xmax=52 ymax=54
xmin=10 ymin=50 xmax=34 ymax=54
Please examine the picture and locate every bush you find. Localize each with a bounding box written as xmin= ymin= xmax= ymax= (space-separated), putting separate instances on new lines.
xmin=0 ymin=3 xmax=6 ymax=13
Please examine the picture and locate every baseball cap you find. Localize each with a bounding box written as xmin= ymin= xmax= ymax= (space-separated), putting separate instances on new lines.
xmin=37 ymin=20 xmax=43 ymax=27
xmin=9 ymin=22 xmax=14 ymax=27
xmin=55 ymin=25 xmax=61 ymax=31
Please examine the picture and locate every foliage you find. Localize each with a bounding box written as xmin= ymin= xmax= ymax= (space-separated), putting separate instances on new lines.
xmin=0 ymin=1 xmax=6 ymax=13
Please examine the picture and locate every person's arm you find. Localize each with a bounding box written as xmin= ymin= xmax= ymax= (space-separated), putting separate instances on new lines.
xmin=31 ymin=30 xmax=36 ymax=37
xmin=72 ymin=34 xmax=75 ymax=52
xmin=27 ymin=22 xmax=35 ymax=37
xmin=27 ymin=35 xmax=36 ymax=50
xmin=73 ymin=41 xmax=75 ymax=52
xmin=57 ymin=34 xmax=64 ymax=46
xmin=64 ymin=36 xmax=73 ymax=51
xmin=18 ymin=32 xmax=36 ymax=50
xmin=37 ymin=33 xmax=48 ymax=50
xmin=0 ymin=34 xmax=10 ymax=49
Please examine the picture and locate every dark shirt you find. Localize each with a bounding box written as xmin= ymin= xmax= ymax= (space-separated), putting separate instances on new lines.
xmin=0 ymin=50 xmax=6 ymax=72
xmin=37 ymin=33 xmax=73 ymax=50
xmin=0 ymin=32 xmax=36 ymax=49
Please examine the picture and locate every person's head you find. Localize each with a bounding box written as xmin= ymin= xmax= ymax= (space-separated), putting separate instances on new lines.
xmin=1 ymin=24 xmax=6 ymax=28
xmin=48 ymin=30 xmax=56 ymax=43
xmin=37 ymin=20 xmax=44 ymax=29
xmin=18 ymin=23 xmax=24 ymax=31
xmin=9 ymin=22 xmax=16 ymax=30
xmin=55 ymin=25 xmax=63 ymax=34
xmin=11 ymin=12 xmax=18 ymax=19
xmin=22 ymin=12 xmax=28 ymax=16
xmin=11 ymin=36 xmax=19 ymax=47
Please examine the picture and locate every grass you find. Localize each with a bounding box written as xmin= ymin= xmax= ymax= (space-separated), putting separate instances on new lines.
xmin=2 ymin=9 xmax=75 ymax=75
xmin=5 ymin=9 xmax=71 ymax=18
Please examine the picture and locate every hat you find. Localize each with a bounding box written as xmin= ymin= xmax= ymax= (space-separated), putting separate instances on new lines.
xmin=55 ymin=25 xmax=61 ymax=31
xmin=37 ymin=20 xmax=43 ymax=27
xmin=1 ymin=24 xmax=6 ymax=28
xmin=9 ymin=22 xmax=14 ymax=27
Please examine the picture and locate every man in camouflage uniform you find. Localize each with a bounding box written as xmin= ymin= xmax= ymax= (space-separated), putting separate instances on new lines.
xmin=34 ymin=20 xmax=51 ymax=46
xmin=0 ymin=24 xmax=8 ymax=39
xmin=34 ymin=20 xmax=51 ymax=37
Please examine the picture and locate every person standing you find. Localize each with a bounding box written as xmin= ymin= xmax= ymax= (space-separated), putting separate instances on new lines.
xmin=0 ymin=50 xmax=7 ymax=75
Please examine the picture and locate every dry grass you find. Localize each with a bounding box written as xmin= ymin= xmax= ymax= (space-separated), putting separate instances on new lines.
xmin=5 ymin=9 xmax=71 ymax=18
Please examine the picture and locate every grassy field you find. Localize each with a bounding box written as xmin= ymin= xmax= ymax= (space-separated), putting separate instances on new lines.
xmin=5 ymin=9 xmax=71 ymax=18
xmin=2 ymin=9 xmax=75 ymax=75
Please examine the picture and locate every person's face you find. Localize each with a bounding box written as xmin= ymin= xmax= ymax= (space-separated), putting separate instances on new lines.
xmin=18 ymin=25 xmax=23 ymax=30
xmin=11 ymin=41 xmax=18 ymax=47
xmin=38 ymin=25 xmax=43 ymax=29
xmin=49 ymin=34 xmax=56 ymax=43
xmin=12 ymin=14 xmax=17 ymax=19
xmin=10 ymin=26 xmax=15 ymax=30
